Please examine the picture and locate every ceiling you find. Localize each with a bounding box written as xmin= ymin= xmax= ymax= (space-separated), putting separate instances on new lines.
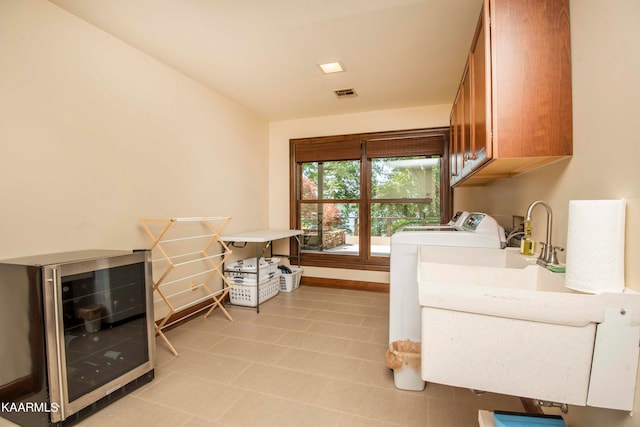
xmin=49 ymin=0 xmax=483 ymax=121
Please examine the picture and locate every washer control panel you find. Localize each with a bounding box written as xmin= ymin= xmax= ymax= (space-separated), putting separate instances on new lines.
xmin=463 ymin=213 xmax=487 ymax=231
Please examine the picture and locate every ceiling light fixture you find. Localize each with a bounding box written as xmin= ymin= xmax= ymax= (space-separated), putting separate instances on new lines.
xmin=318 ymin=62 xmax=345 ymax=74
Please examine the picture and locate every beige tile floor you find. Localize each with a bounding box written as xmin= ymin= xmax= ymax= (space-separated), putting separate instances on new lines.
xmin=79 ymin=286 xmax=525 ymax=426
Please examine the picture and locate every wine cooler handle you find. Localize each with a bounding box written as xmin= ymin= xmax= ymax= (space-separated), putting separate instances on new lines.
xmin=50 ymin=268 xmax=68 ymax=421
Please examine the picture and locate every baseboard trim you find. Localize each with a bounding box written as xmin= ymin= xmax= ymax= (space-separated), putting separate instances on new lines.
xmin=301 ymin=276 xmax=389 ymax=293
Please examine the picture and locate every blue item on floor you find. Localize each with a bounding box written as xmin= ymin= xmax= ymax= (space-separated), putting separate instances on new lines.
xmin=493 ymin=411 xmax=566 ymax=427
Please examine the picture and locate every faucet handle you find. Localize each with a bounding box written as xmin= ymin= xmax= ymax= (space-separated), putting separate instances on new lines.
xmin=538 ymin=242 xmax=547 ymax=258
xmin=535 ymin=242 xmax=548 ymax=266
xmin=535 ymin=242 xmax=548 ymax=267
xmin=550 ymin=246 xmax=564 ymax=265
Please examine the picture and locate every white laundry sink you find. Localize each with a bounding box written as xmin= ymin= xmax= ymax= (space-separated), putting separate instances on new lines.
xmin=417 ymin=247 xmax=640 ymax=411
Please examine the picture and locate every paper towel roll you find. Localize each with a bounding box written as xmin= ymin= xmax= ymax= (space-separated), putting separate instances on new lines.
xmin=565 ymin=199 xmax=626 ymax=294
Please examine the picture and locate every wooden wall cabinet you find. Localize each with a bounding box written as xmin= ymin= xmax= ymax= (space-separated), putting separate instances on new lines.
xmin=450 ymin=0 xmax=572 ymax=187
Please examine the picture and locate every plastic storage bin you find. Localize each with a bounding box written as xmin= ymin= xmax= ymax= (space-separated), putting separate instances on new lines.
xmin=227 ymin=271 xmax=281 ymax=307
xmin=279 ymin=267 xmax=303 ymax=292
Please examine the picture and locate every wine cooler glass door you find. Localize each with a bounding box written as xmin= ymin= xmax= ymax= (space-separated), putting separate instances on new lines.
xmin=44 ymin=253 xmax=152 ymax=423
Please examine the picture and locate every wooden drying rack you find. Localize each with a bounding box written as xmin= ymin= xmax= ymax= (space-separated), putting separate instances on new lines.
xmin=140 ymin=216 xmax=233 ymax=356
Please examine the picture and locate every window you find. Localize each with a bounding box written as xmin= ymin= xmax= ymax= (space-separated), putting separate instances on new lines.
xmin=290 ymin=128 xmax=450 ymax=271
xmin=370 ymin=156 xmax=441 ymax=255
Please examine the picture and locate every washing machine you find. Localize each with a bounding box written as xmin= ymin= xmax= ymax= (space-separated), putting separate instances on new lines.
xmin=389 ymin=212 xmax=506 ymax=391
xmin=399 ymin=210 xmax=470 ymax=232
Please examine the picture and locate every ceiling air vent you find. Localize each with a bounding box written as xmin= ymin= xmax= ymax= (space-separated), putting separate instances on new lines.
xmin=334 ymin=88 xmax=357 ymax=98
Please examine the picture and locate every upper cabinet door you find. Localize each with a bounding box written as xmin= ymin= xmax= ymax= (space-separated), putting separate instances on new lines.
xmin=449 ymin=103 xmax=458 ymax=181
xmin=450 ymin=0 xmax=572 ymax=187
xmin=462 ymin=61 xmax=472 ymax=171
xmin=490 ymin=0 xmax=573 ymax=159
xmin=469 ymin=2 xmax=490 ymax=166
xmin=450 ymin=80 xmax=468 ymax=186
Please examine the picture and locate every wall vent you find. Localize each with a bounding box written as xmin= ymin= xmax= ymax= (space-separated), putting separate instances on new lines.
xmin=334 ymin=88 xmax=357 ymax=98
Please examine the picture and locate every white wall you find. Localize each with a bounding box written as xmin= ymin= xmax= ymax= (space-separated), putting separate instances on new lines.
xmin=268 ymin=104 xmax=450 ymax=283
xmin=0 ymin=1 xmax=269 ymax=261
xmin=455 ymin=0 xmax=640 ymax=424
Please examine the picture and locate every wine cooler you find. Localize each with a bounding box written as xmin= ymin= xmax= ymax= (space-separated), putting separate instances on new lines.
xmin=0 ymin=250 xmax=155 ymax=426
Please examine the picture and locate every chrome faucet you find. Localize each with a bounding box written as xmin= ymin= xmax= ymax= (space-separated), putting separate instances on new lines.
xmin=526 ymin=200 xmax=562 ymax=266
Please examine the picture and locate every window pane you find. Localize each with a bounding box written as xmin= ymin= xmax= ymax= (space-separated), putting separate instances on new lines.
xmin=371 ymin=157 xmax=439 ymax=200
xmin=369 ymin=202 xmax=440 ymax=256
xmin=300 ymin=202 xmax=359 ymax=255
xmin=301 ymin=163 xmax=319 ymax=199
xmin=302 ymin=161 xmax=360 ymax=200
